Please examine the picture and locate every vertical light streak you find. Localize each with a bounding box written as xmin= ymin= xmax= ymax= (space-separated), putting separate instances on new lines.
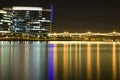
xmin=54 ymin=44 xmax=57 ymax=80
xmin=97 ymin=42 xmax=100 ymax=80
xmin=112 ymin=42 xmax=117 ymax=80
xmin=51 ymin=4 xmax=54 ymax=22
xmin=24 ymin=41 xmax=28 ymax=80
xmin=10 ymin=42 xmax=13 ymax=79
xmin=69 ymin=43 xmax=72 ymax=79
xmin=87 ymin=42 xmax=92 ymax=80
xmin=63 ymin=43 xmax=68 ymax=80
xmin=32 ymin=42 xmax=41 ymax=80
xmin=79 ymin=42 xmax=81 ymax=80
xmin=23 ymin=41 xmax=27 ymax=79
xmin=13 ymin=42 xmax=19 ymax=80
xmin=21 ymin=41 xmax=27 ymax=80
xmin=16 ymin=41 xmax=20 ymax=80
xmin=1 ymin=42 xmax=4 ymax=80
xmin=10 ymin=42 xmax=13 ymax=66
xmin=75 ymin=43 xmax=78 ymax=80
xmin=49 ymin=44 xmax=54 ymax=80
xmin=119 ymin=42 xmax=120 ymax=80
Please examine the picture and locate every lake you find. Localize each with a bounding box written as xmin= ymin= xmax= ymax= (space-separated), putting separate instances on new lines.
xmin=0 ymin=41 xmax=120 ymax=80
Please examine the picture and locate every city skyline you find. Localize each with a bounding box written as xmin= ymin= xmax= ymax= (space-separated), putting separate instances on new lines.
xmin=1 ymin=0 xmax=120 ymax=32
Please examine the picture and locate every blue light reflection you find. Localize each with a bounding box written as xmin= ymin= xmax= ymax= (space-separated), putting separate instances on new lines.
xmin=49 ymin=44 xmax=54 ymax=80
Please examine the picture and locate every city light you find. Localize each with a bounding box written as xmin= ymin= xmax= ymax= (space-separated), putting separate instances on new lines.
xmin=0 ymin=10 xmax=6 ymax=14
xmin=113 ymin=31 xmax=116 ymax=34
xmin=87 ymin=31 xmax=91 ymax=34
xmin=0 ymin=6 xmax=120 ymax=41
xmin=13 ymin=6 xmax=43 ymax=11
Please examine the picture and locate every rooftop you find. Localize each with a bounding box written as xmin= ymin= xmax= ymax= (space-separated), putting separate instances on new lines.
xmin=12 ymin=6 xmax=43 ymax=11
xmin=3 ymin=6 xmax=43 ymax=11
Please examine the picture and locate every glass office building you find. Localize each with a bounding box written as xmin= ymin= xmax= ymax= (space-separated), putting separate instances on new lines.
xmin=3 ymin=6 xmax=51 ymax=36
xmin=0 ymin=10 xmax=12 ymax=31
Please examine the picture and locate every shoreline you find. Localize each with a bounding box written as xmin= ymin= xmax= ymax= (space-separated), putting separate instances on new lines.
xmin=0 ymin=38 xmax=119 ymax=42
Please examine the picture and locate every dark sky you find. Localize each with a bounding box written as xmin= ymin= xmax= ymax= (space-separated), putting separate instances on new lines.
xmin=1 ymin=0 xmax=120 ymax=32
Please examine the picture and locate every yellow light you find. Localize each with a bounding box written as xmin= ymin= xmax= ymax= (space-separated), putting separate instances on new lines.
xmin=63 ymin=31 xmax=66 ymax=34
xmin=97 ymin=32 xmax=100 ymax=34
xmin=113 ymin=31 xmax=116 ymax=34
xmin=63 ymin=31 xmax=69 ymax=34
xmin=87 ymin=31 xmax=91 ymax=34
xmin=75 ymin=32 xmax=78 ymax=34
xmin=53 ymin=32 xmax=57 ymax=36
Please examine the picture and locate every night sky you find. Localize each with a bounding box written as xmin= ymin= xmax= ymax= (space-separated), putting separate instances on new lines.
xmin=1 ymin=0 xmax=120 ymax=32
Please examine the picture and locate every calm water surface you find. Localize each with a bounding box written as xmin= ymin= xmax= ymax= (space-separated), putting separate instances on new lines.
xmin=0 ymin=41 xmax=120 ymax=80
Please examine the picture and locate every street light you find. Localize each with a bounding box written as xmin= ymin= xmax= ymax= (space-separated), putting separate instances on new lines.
xmin=112 ymin=31 xmax=116 ymax=34
xmin=87 ymin=31 xmax=91 ymax=34
xmin=53 ymin=32 xmax=57 ymax=36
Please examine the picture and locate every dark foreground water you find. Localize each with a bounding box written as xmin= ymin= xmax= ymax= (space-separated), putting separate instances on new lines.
xmin=0 ymin=41 xmax=120 ymax=80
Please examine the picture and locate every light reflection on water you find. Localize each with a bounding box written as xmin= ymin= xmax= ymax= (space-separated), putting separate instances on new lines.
xmin=87 ymin=43 xmax=92 ymax=80
xmin=0 ymin=41 xmax=120 ymax=80
xmin=112 ymin=42 xmax=117 ymax=80
xmin=97 ymin=42 xmax=100 ymax=80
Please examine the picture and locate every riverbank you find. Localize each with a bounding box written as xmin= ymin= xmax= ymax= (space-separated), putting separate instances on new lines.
xmin=0 ymin=37 xmax=119 ymax=42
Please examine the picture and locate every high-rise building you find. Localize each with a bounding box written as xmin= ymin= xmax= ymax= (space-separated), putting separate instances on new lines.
xmin=3 ymin=6 xmax=52 ymax=36
xmin=0 ymin=10 xmax=12 ymax=31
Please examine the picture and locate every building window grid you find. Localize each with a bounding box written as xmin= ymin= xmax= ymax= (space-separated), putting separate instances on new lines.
xmin=0 ymin=7 xmax=51 ymax=36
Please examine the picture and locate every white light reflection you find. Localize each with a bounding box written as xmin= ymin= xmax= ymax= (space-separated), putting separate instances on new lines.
xmin=0 ymin=41 xmax=10 ymax=80
xmin=32 ymin=42 xmax=41 ymax=80
xmin=0 ymin=41 xmax=4 ymax=80
xmin=14 ymin=41 xmax=19 ymax=80
xmin=24 ymin=41 xmax=29 ymax=80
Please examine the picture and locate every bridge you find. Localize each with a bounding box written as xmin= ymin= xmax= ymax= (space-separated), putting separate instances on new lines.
xmin=0 ymin=31 xmax=120 ymax=41
xmin=48 ymin=31 xmax=120 ymax=41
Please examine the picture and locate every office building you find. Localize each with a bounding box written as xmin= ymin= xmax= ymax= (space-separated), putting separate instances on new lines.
xmin=3 ymin=6 xmax=52 ymax=36
xmin=0 ymin=10 xmax=12 ymax=31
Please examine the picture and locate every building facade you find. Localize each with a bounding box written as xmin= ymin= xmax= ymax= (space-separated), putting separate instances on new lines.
xmin=3 ymin=6 xmax=51 ymax=36
xmin=0 ymin=10 xmax=12 ymax=31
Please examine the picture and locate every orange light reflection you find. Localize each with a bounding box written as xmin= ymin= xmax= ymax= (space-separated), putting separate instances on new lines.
xmin=87 ymin=43 xmax=92 ymax=80
xmin=63 ymin=43 xmax=68 ymax=80
xmin=112 ymin=42 xmax=117 ymax=80
xmin=97 ymin=42 xmax=100 ymax=80
xmin=54 ymin=44 xmax=57 ymax=80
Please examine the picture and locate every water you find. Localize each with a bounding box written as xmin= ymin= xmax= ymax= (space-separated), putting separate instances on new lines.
xmin=0 ymin=41 xmax=120 ymax=80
